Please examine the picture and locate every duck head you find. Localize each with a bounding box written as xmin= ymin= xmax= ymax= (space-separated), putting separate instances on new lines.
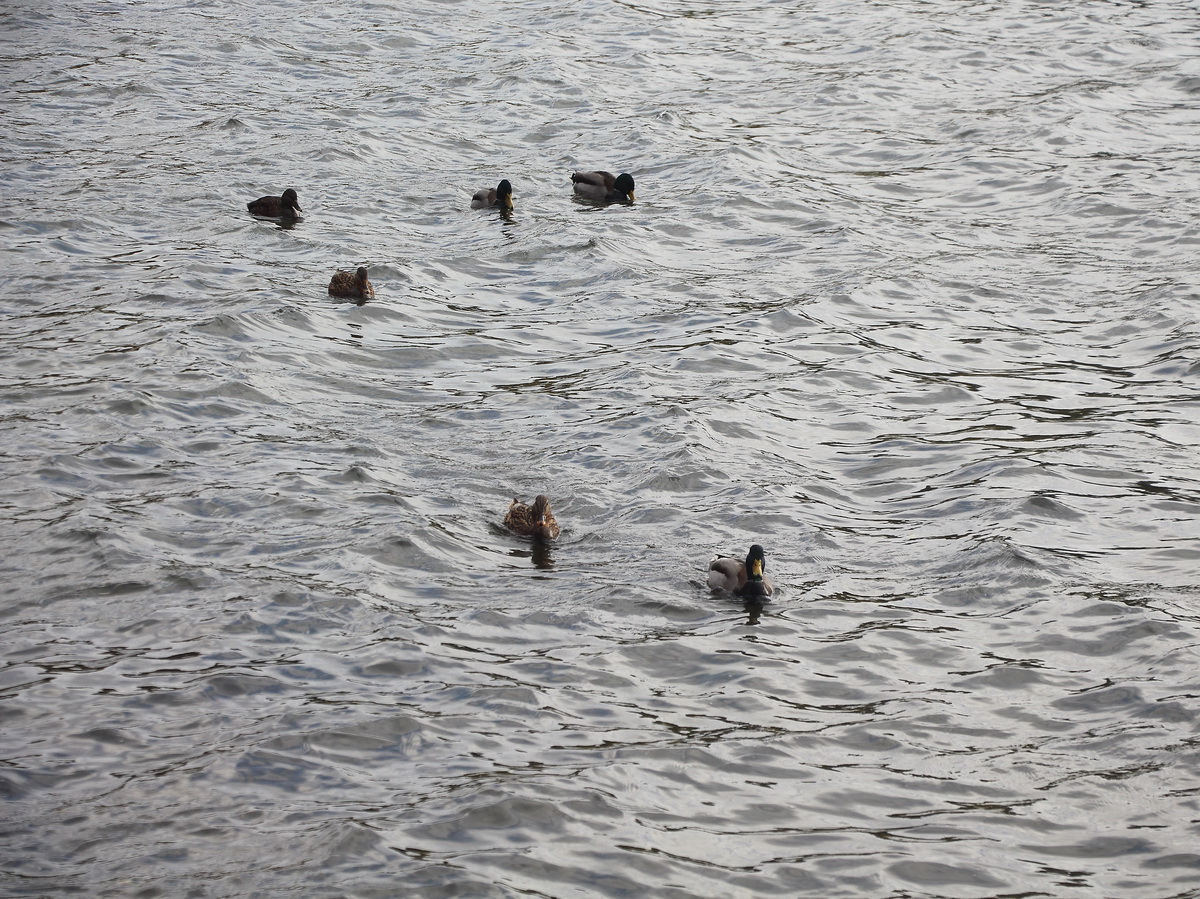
xmin=613 ymin=173 xmax=635 ymax=202
xmin=497 ymin=179 xmax=514 ymax=210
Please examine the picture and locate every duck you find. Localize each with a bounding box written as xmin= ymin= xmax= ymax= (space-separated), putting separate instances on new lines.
xmin=571 ymin=171 xmax=636 ymax=203
xmin=328 ymin=266 xmax=374 ymax=300
xmin=471 ymin=179 xmax=514 ymax=211
xmin=504 ymin=495 xmax=560 ymax=541
xmin=247 ymin=188 xmax=302 ymax=218
xmin=708 ymin=544 xmax=773 ymax=599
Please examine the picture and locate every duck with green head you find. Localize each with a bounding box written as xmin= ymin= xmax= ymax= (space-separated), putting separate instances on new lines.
xmin=571 ymin=171 xmax=635 ymax=203
xmin=471 ymin=179 xmax=514 ymax=211
xmin=708 ymin=544 xmax=773 ymax=599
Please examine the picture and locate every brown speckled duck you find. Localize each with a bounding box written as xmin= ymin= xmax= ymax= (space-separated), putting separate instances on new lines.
xmin=504 ymin=495 xmax=560 ymax=541
xmin=571 ymin=171 xmax=635 ymax=203
xmin=247 ymin=188 xmax=302 ymax=218
xmin=328 ymin=266 xmax=374 ymax=300
xmin=471 ymin=179 xmax=514 ymax=211
xmin=708 ymin=544 xmax=773 ymax=599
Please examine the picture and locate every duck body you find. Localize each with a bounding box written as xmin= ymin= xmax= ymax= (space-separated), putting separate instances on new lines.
xmin=328 ymin=266 xmax=374 ymax=300
xmin=708 ymin=544 xmax=773 ymax=598
xmin=571 ymin=170 xmax=635 ymax=203
xmin=504 ymin=495 xmax=560 ymax=541
xmin=247 ymin=188 xmax=302 ymax=217
xmin=471 ymin=179 xmax=514 ymax=210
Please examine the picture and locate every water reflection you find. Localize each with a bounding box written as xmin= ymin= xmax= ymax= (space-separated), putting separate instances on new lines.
xmin=508 ymin=540 xmax=555 ymax=570
xmin=742 ymin=598 xmax=764 ymax=626
xmin=4 ymin=0 xmax=1199 ymax=896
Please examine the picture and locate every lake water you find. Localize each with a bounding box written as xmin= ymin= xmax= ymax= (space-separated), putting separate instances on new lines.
xmin=3 ymin=0 xmax=1200 ymax=896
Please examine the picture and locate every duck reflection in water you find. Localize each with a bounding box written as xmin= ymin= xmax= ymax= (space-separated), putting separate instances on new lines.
xmin=741 ymin=595 xmax=767 ymax=625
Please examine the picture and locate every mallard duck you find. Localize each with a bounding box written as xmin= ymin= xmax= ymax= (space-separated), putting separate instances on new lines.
xmin=571 ymin=171 xmax=635 ymax=203
xmin=247 ymin=188 xmax=302 ymax=217
xmin=471 ymin=179 xmax=514 ymax=211
xmin=504 ymin=495 xmax=560 ymax=541
xmin=708 ymin=544 xmax=773 ymax=599
xmin=328 ymin=266 xmax=374 ymax=300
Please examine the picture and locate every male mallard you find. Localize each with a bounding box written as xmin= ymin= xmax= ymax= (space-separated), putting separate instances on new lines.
xmin=571 ymin=171 xmax=635 ymax=203
xmin=708 ymin=544 xmax=773 ymax=599
xmin=247 ymin=188 xmax=302 ymax=217
xmin=504 ymin=495 xmax=560 ymax=541
xmin=328 ymin=266 xmax=374 ymax=300
xmin=471 ymin=179 xmax=514 ymax=211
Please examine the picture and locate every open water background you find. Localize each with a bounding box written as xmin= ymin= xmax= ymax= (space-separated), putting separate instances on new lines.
xmin=3 ymin=0 xmax=1200 ymax=896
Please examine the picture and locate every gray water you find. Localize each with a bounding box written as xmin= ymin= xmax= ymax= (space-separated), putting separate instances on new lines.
xmin=3 ymin=0 xmax=1200 ymax=896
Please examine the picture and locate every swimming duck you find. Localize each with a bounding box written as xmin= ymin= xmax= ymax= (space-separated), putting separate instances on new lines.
xmin=471 ymin=179 xmax=514 ymax=211
xmin=504 ymin=495 xmax=560 ymax=541
xmin=328 ymin=266 xmax=374 ymax=300
xmin=708 ymin=544 xmax=773 ymax=599
xmin=247 ymin=188 xmax=302 ymax=218
xmin=571 ymin=171 xmax=636 ymax=203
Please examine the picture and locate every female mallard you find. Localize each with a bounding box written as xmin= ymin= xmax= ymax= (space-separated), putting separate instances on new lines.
xmin=571 ymin=171 xmax=635 ymax=203
xmin=504 ymin=495 xmax=560 ymax=541
xmin=247 ymin=188 xmax=302 ymax=217
xmin=471 ymin=179 xmax=514 ymax=211
xmin=328 ymin=266 xmax=374 ymax=300
xmin=708 ymin=544 xmax=773 ymax=599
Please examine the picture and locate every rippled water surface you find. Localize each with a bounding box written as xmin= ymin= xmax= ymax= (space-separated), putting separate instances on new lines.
xmin=3 ymin=0 xmax=1200 ymax=896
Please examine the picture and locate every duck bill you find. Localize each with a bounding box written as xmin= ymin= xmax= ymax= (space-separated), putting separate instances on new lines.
xmin=749 ymin=559 xmax=763 ymax=578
